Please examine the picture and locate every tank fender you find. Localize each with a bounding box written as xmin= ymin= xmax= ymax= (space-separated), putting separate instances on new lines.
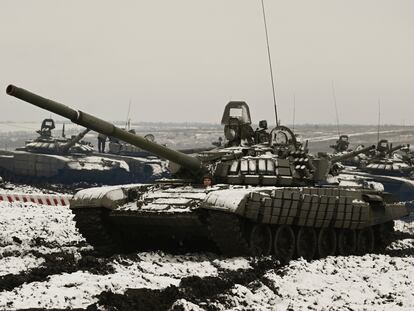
xmin=200 ymin=189 xmax=254 ymax=215
xmin=362 ymin=194 xmax=383 ymax=203
xmin=70 ymin=184 xmax=151 ymax=210
xmin=369 ymin=202 xmax=409 ymax=226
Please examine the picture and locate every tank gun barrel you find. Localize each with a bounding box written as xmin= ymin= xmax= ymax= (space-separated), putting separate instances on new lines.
xmin=331 ymin=144 xmax=375 ymax=163
xmin=389 ymin=144 xmax=405 ymax=154
xmin=6 ymin=85 xmax=203 ymax=171
xmin=60 ymin=128 xmax=90 ymax=153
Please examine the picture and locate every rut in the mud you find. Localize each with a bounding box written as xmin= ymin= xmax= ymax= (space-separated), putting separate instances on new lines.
xmin=382 ymin=229 xmax=414 ymax=257
xmin=0 ymin=252 xmax=113 ymax=292
xmin=86 ymin=258 xmax=279 ymax=311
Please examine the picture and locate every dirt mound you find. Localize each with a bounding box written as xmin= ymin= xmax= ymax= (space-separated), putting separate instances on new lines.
xmin=86 ymin=258 xmax=278 ymax=311
xmin=0 ymin=253 xmax=113 ymax=292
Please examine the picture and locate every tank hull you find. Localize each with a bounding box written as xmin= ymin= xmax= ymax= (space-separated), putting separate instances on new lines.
xmin=340 ymin=170 xmax=414 ymax=202
xmin=361 ymin=165 xmax=414 ymax=178
xmin=96 ymin=152 xmax=169 ymax=182
xmin=70 ymin=183 xmax=409 ymax=260
xmin=0 ymin=150 xmax=162 ymax=185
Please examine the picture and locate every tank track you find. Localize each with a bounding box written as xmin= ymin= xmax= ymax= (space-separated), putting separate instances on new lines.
xmin=71 ymin=208 xmax=121 ymax=256
xmin=70 ymin=198 xmax=397 ymax=260
xmin=207 ymin=211 xmax=251 ymax=256
xmin=209 ymin=213 xmax=395 ymax=259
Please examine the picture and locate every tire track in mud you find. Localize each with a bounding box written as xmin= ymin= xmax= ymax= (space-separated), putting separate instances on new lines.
xmin=0 ymin=252 xmax=113 ymax=292
xmin=85 ymin=258 xmax=280 ymax=311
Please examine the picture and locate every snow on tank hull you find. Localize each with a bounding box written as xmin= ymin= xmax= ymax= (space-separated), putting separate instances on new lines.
xmin=70 ymin=183 xmax=409 ymax=261
xmin=340 ymin=169 xmax=414 ymax=202
xmin=361 ymin=161 xmax=414 ymax=178
xmin=96 ymin=152 xmax=170 ymax=183
xmin=0 ymin=150 xmax=134 ymax=185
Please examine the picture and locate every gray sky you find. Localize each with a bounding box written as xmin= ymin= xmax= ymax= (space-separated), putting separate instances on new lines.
xmin=1 ymin=0 xmax=413 ymax=125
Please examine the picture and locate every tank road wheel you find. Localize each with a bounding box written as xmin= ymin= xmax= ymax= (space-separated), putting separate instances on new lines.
xmin=356 ymin=227 xmax=375 ymax=255
xmin=273 ymin=225 xmax=295 ymax=264
xmin=337 ymin=229 xmax=357 ymax=255
xmin=296 ymin=227 xmax=317 ymax=261
xmin=317 ymin=227 xmax=337 ymax=258
xmin=207 ymin=212 xmax=250 ymax=256
xmin=249 ymin=224 xmax=272 ymax=256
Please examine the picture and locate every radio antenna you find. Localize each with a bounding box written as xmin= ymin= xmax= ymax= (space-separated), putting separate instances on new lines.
xmin=260 ymin=0 xmax=279 ymax=126
xmin=292 ymin=93 xmax=296 ymax=132
xmin=377 ymin=98 xmax=381 ymax=143
xmin=331 ymin=80 xmax=340 ymax=136
xmin=125 ymin=100 xmax=132 ymax=130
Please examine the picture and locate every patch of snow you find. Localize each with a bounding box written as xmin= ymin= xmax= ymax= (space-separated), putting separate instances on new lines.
xmin=170 ymin=299 xmax=205 ymax=311
xmin=212 ymin=257 xmax=252 ymax=271
xmin=0 ymin=255 xmax=44 ymax=276
xmin=0 ymin=201 xmax=83 ymax=257
xmin=215 ymin=255 xmax=414 ymax=311
xmin=388 ymin=239 xmax=414 ymax=251
xmin=0 ymin=252 xmax=228 ymax=309
xmin=395 ymin=219 xmax=414 ymax=235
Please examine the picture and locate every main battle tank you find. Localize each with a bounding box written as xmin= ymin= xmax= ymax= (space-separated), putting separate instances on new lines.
xmin=7 ymin=85 xmax=409 ymax=262
xmin=108 ymin=129 xmax=214 ymax=155
xmin=359 ymin=140 xmax=414 ymax=177
xmin=108 ymin=131 xmax=157 ymax=157
xmin=329 ymin=135 xmax=372 ymax=167
xmin=0 ymin=118 xmax=133 ymax=184
xmin=104 ymin=130 xmax=174 ymax=180
xmin=96 ymin=133 xmax=169 ymax=183
xmin=396 ymin=144 xmax=414 ymax=166
xmin=339 ymin=139 xmax=414 ymax=202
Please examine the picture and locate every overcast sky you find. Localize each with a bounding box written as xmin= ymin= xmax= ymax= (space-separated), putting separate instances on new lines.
xmin=1 ymin=0 xmax=413 ymax=125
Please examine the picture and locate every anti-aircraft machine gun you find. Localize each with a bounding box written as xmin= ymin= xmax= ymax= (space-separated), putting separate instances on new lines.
xmin=7 ymin=85 xmax=408 ymax=263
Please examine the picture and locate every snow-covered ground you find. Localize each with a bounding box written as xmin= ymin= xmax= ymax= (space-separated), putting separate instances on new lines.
xmin=213 ymin=254 xmax=414 ymax=310
xmin=0 ymin=199 xmax=412 ymax=310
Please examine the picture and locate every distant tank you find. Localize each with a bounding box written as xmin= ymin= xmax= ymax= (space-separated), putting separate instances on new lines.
xmin=109 ymin=131 xmax=215 ymax=156
xmin=329 ymin=135 xmax=372 ymax=167
xmin=0 ymin=118 xmax=165 ymax=185
xmin=108 ymin=130 xmax=157 ymax=157
xmin=7 ymin=85 xmax=409 ymax=263
xmin=104 ymin=129 xmax=173 ymax=180
xmin=396 ymin=144 xmax=414 ymax=166
xmin=338 ymin=139 xmax=414 ymax=202
xmin=99 ymin=131 xmax=169 ymax=183
xmin=358 ymin=140 xmax=414 ymax=177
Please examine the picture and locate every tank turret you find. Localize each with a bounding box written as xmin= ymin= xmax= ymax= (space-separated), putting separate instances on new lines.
xmin=330 ymin=145 xmax=376 ymax=163
xmin=18 ymin=118 xmax=94 ymax=155
xmin=59 ymin=128 xmax=91 ymax=153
